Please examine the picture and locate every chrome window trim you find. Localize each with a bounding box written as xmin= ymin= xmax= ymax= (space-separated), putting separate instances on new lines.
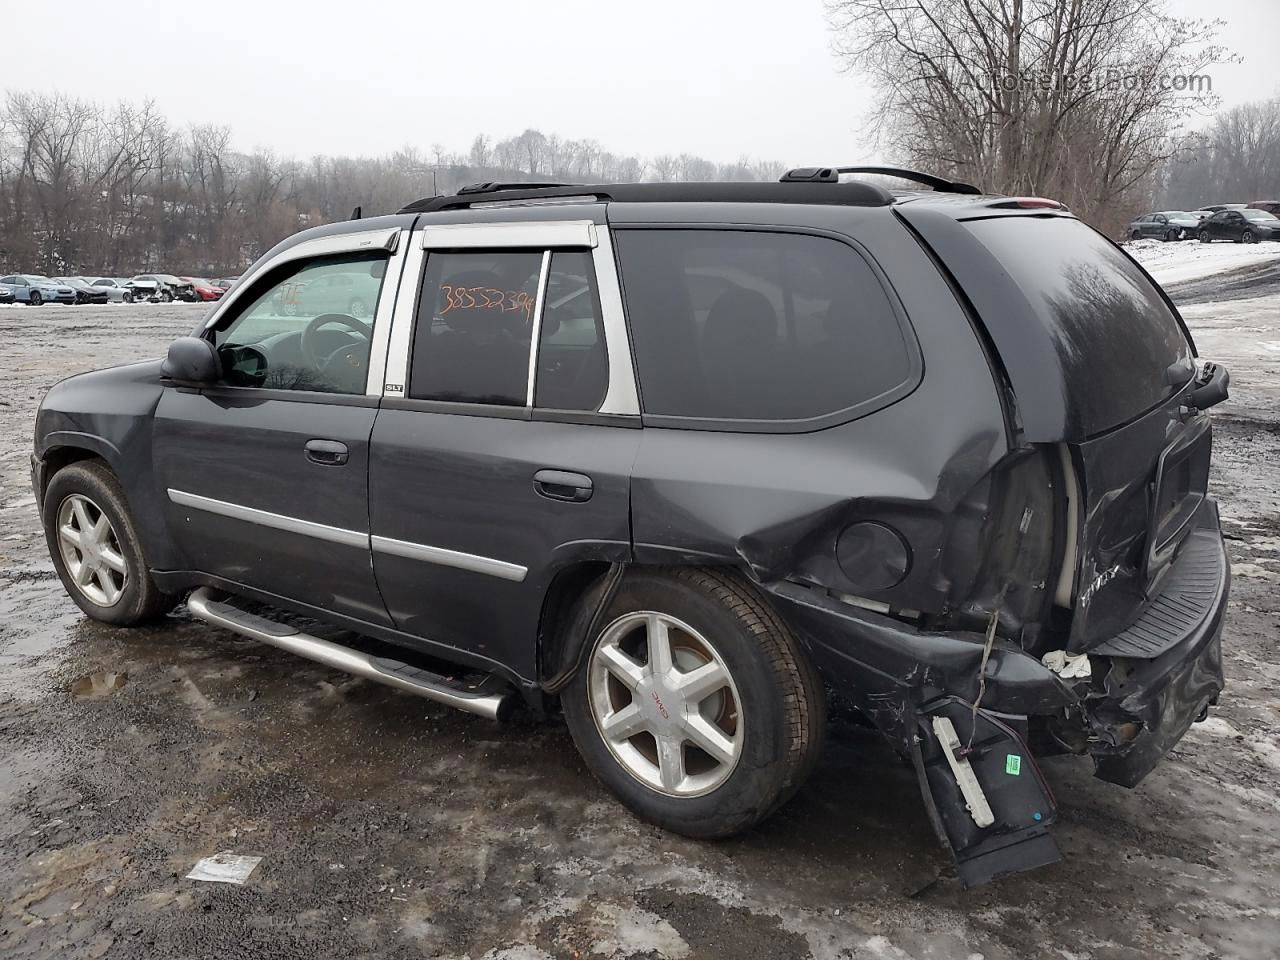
xmin=167 ymin=488 xmax=368 ymax=549
xmin=363 ymin=229 xmax=412 ymax=396
xmin=383 ymin=221 xmax=640 ymax=419
xmin=202 ymin=227 xmax=401 ymax=331
xmin=371 ymin=535 xmax=528 ymax=583
xmin=168 ymin=488 xmax=527 ymax=582
xmin=525 ymin=251 xmax=553 ymax=407
xmin=591 ymin=228 xmax=641 ymax=416
xmin=420 ymin=220 xmax=597 ymax=250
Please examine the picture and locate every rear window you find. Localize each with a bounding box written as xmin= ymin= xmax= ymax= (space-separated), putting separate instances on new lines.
xmin=964 ymin=216 xmax=1193 ymax=434
xmin=615 ymin=229 xmax=915 ymax=424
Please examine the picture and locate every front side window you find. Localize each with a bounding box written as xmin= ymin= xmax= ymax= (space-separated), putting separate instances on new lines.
xmin=615 ymin=229 xmax=914 ymax=423
xmin=409 ymin=251 xmax=544 ymax=406
xmin=213 ymin=252 xmax=388 ymax=395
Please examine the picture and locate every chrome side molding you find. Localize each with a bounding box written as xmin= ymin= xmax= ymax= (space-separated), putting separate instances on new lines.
xmin=371 ymin=535 xmax=528 ymax=583
xmin=168 ymin=489 xmax=527 ymax=582
xmin=186 ymin=587 xmax=512 ymax=721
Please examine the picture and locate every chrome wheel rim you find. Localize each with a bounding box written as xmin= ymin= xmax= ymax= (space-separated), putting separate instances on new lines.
xmin=56 ymin=494 xmax=128 ymax=607
xmin=587 ymin=611 xmax=744 ymax=798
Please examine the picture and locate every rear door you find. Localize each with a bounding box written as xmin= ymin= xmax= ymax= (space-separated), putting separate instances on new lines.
xmin=153 ymin=226 xmax=408 ymax=624
xmin=367 ymin=217 xmax=641 ymax=679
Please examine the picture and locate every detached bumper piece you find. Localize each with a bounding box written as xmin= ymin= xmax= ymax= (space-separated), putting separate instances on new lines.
xmin=914 ymin=699 xmax=1060 ymax=888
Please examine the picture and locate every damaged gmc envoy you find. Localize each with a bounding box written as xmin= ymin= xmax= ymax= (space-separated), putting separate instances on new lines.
xmin=32 ymin=169 xmax=1231 ymax=885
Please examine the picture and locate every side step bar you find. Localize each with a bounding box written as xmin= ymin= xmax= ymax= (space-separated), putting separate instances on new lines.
xmin=187 ymin=587 xmax=513 ymax=721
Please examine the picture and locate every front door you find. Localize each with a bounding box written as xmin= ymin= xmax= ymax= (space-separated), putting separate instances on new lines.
xmin=368 ymin=218 xmax=642 ymax=679
xmin=153 ymin=231 xmax=408 ymax=625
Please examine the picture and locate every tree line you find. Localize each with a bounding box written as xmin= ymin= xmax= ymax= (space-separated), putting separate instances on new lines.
xmin=0 ymin=90 xmax=785 ymax=277
xmin=1156 ymin=97 xmax=1280 ymax=210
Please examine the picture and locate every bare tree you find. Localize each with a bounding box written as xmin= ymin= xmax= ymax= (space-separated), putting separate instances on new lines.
xmin=825 ymin=0 xmax=1228 ymax=233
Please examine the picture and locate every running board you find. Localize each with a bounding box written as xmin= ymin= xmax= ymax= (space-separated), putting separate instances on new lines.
xmin=186 ymin=587 xmax=513 ymax=721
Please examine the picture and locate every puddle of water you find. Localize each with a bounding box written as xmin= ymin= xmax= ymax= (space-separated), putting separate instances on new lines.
xmin=70 ymin=672 xmax=128 ymax=698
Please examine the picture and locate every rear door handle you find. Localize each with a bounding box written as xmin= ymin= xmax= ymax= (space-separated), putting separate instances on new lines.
xmin=305 ymin=439 xmax=349 ymax=466
xmin=533 ymin=469 xmax=593 ymax=502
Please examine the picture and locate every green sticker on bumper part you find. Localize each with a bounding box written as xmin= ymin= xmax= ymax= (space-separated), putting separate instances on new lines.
xmin=1005 ymin=754 xmax=1022 ymax=776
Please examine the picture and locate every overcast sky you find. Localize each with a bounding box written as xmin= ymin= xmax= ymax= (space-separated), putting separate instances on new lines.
xmin=4 ymin=0 xmax=1278 ymax=167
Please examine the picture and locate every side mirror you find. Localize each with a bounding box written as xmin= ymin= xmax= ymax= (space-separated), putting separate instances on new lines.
xmin=162 ymin=337 xmax=222 ymax=386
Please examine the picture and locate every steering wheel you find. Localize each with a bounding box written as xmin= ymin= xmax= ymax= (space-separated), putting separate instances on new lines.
xmin=299 ymin=313 xmax=373 ymax=370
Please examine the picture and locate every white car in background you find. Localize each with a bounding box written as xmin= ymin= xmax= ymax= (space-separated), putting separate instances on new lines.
xmin=86 ymin=278 xmax=136 ymax=303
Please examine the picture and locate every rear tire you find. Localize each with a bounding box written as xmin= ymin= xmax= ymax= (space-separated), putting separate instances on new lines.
xmin=42 ymin=461 xmax=179 ymax=626
xmin=562 ymin=567 xmax=825 ymax=839
xmin=1199 ymin=231 xmax=1212 ymax=243
xmin=1129 ymin=230 xmax=1142 ymax=241
xmin=1242 ymin=229 xmax=1256 ymax=244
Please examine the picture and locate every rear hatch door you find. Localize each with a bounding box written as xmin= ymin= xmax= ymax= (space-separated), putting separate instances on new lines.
xmin=898 ymin=208 xmax=1205 ymax=650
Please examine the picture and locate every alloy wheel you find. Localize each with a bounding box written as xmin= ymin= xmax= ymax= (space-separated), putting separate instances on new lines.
xmin=587 ymin=611 xmax=744 ymax=798
xmin=56 ymin=494 xmax=129 ymax=607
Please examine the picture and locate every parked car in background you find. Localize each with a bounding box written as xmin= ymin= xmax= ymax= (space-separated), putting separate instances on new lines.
xmin=182 ymin=277 xmax=226 ymax=302
xmin=54 ymin=277 xmax=111 ymax=305
xmin=1199 ymin=208 xmax=1280 ymax=243
xmin=0 ymin=275 xmax=78 ymax=305
xmin=127 ymin=275 xmax=197 ymax=302
xmin=0 ymin=286 xmax=13 ymax=305
xmin=274 ymin=267 xmax=380 ymax=318
xmin=87 ymin=278 xmax=136 ymax=303
xmin=1127 ymin=211 xmax=1200 ymax=241
xmin=212 ymin=277 xmax=239 ymax=290
xmin=1199 ymin=203 xmax=1249 ymax=213
xmin=1247 ymin=200 xmax=1280 ymax=217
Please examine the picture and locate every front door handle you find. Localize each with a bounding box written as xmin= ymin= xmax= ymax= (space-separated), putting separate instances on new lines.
xmin=533 ymin=469 xmax=593 ymax=503
xmin=305 ymin=439 xmax=349 ymax=466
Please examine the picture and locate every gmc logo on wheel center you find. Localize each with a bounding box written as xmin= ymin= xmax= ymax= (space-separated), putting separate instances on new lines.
xmin=651 ymin=690 xmax=669 ymax=720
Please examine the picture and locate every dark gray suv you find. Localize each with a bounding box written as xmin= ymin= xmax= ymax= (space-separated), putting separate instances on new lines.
xmin=31 ymin=170 xmax=1231 ymax=887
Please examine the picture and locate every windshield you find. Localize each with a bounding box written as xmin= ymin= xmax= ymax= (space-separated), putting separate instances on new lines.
xmin=1243 ymin=209 xmax=1277 ymax=220
xmin=964 ymin=216 xmax=1193 ymax=437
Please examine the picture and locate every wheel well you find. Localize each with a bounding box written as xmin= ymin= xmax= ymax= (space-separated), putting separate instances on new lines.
xmin=39 ymin=447 xmax=105 ymax=500
xmin=537 ymin=561 xmax=614 ymax=687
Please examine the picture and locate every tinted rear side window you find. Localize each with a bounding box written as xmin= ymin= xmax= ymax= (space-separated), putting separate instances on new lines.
xmin=615 ymin=230 xmax=914 ymax=423
xmin=963 ymin=217 xmax=1193 ymax=434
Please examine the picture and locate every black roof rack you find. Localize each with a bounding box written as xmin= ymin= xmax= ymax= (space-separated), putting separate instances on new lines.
xmin=779 ymin=165 xmax=982 ymax=195
xmin=397 ymin=179 xmax=896 ymax=214
xmin=456 ymin=180 xmax=582 ymax=195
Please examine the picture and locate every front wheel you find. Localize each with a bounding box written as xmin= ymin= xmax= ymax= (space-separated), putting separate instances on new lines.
xmin=562 ymin=567 xmax=825 ymax=839
xmin=1130 ymin=230 xmax=1142 ymax=241
xmin=1200 ymin=231 xmax=1212 ymax=243
xmin=123 ymin=292 xmax=133 ymax=303
xmin=1242 ymin=230 xmax=1256 ymax=244
xmin=1166 ymin=229 xmax=1179 ymax=242
xmin=43 ymin=461 xmax=179 ymax=625
xmin=29 ymin=290 xmax=42 ymax=305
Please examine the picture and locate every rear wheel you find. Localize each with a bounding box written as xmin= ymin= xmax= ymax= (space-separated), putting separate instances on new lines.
xmin=1129 ymin=230 xmax=1142 ymax=241
xmin=562 ymin=567 xmax=825 ymax=839
xmin=43 ymin=461 xmax=179 ymax=626
xmin=1242 ymin=229 xmax=1256 ymax=244
xmin=1199 ymin=231 xmax=1212 ymax=243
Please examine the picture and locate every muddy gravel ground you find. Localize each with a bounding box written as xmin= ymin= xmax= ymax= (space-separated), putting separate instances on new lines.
xmin=0 ymin=293 xmax=1277 ymax=960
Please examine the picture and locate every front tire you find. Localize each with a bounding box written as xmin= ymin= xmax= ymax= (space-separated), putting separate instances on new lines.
xmin=30 ymin=290 xmax=42 ymax=305
xmin=1242 ymin=229 xmax=1256 ymax=244
xmin=562 ymin=567 xmax=825 ymax=839
xmin=1200 ymin=231 xmax=1212 ymax=243
xmin=1165 ymin=229 xmax=1179 ymax=242
xmin=123 ymin=292 xmax=133 ymax=303
xmin=1129 ymin=230 xmax=1142 ymax=241
xmin=43 ymin=461 xmax=179 ymax=626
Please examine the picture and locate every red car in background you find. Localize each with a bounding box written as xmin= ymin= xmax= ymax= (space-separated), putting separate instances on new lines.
xmin=182 ymin=278 xmax=225 ymax=302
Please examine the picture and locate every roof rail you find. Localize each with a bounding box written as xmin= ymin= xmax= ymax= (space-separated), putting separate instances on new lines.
xmin=780 ymin=165 xmax=982 ymax=195
xmin=456 ymin=180 xmax=583 ymax=196
xmin=396 ymin=179 xmax=897 ymax=215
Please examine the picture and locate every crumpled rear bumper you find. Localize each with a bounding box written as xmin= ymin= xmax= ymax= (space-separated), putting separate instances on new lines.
xmin=765 ymin=498 xmax=1229 ymax=885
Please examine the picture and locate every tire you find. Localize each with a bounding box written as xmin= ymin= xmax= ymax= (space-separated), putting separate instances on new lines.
xmin=123 ymin=292 xmax=133 ymax=303
xmin=1130 ymin=230 xmax=1142 ymax=241
xmin=30 ymin=290 xmax=42 ymax=306
xmin=561 ymin=567 xmax=825 ymax=839
xmin=160 ymin=291 xmax=173 ymax=303
xmin=1242 ymin=230 xmax=1256 ymax=244
xmin=1199 ymin=231 xmax=1212 ymax=243
xmin=1165 ymin=229 xmax=1179 ymax=242
xmin=42 ymin=460 xmax=179 ymax=626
